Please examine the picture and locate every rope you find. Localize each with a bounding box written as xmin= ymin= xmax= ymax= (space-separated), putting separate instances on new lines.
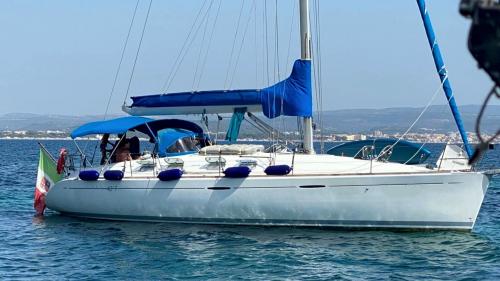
xmin=123 ymin=0 xmax=153 ymax=104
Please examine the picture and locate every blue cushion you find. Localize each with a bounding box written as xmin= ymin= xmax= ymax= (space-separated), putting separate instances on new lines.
xmin=157 ymin=169 xmax=183 ymax=181
xmin=79 ymin=170 xmax=100 ymax=181
xmin=264 ymin=165 xmax=292 ymax=176
xmin=103 ymin=170 xmax=124 ymax=181
xmin=224 ymin=166 xmax=251 ymax=178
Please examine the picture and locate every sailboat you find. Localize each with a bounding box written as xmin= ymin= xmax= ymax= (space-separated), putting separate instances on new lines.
xmin=43 ymin=0 xmax=498 ymax=230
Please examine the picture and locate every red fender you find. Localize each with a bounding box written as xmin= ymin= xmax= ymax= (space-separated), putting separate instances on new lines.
xmin=57 ymin=148 xmax=67 ymax=174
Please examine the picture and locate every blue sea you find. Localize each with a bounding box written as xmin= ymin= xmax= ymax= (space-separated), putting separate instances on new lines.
xmin=0 ymin=139 xmax=499 ymax=280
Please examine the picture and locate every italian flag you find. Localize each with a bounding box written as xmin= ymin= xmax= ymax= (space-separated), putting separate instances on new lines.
xmin=34 ymin=148 xmax=62 ymax=216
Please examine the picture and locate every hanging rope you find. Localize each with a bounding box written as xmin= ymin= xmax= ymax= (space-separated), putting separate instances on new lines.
xmin=123 ymin=0 xmax=153 ymax=105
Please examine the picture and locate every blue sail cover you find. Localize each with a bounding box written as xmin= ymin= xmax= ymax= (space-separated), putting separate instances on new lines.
xmin=261 ymin=59 xmax=312 ymax=118
xmin=129 ymin=59 xmax=312 ymax=119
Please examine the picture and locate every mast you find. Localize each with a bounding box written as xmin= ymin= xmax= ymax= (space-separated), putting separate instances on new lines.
xmin=416 ymin=0 xmax=473 ymax=158
xmin=299 ymin=0 xmax=314 ymax=154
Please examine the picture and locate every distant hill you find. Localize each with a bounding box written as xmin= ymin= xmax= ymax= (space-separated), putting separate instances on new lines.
xmin=317 ymin=105 xmax=500 ymax=134
xmin=0 ymin=105 xmax=498 ymax=135
xmin=0 ymin=113 xmax=123 ymax=132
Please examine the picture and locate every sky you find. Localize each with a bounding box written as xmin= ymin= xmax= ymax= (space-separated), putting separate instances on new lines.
xmin=0 ymin=0 xmax=497 ymax=116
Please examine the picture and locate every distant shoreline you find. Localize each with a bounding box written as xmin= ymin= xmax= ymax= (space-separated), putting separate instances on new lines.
xmin=1 ymin=137 xmax=497 ymax=145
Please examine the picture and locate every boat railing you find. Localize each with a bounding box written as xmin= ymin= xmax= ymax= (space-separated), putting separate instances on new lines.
xmin=377 ymin=145 xmax=394 ymax=162
xmin=353 ymin=145 xmax=375 ymax=160
xmin=65 ymin=153 xmax=88 ymax=174
xmin=437 ymin=156 xmax=472 ymax=172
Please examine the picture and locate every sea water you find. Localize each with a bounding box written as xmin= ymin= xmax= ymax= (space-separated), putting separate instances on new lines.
xmin=0 ymin=140 xmax=498 ymax=280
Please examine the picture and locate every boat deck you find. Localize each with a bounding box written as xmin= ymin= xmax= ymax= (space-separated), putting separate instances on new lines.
xmin=71 ymin=152 xmax=468 ymax=180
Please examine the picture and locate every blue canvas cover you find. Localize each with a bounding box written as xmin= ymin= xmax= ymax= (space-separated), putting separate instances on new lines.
xmin=71 ymin=116 xmax=154 ymax=139
xmin=260 ymin=59 xmax=312 ymax=118
xmin=225 ymin=108 xmax=246 ymax=143
xmin=140 ymin=119 xmax=204 ymax=138
xmin=157 ymin=128 xmax=196 ymax=157
xmin=129 ymin=59 xmax=312 ymax=119
xmin=327 ymin=139 xmax=431 ymax=165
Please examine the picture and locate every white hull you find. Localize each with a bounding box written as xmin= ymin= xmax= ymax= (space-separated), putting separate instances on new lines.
xmin=46 ymin=171 xmax=490 ymax=230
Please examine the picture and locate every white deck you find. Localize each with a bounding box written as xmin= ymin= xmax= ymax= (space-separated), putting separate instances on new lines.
xmin=101 ymin=152 xmax=434 ymax=179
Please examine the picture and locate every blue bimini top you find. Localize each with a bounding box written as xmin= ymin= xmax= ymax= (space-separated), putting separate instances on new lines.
xmin=70 ymin=116 xmax=154 ymax=139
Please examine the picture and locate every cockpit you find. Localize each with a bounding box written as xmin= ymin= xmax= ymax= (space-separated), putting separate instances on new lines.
xmin=69 ymin=117 xmax=209 ymax=165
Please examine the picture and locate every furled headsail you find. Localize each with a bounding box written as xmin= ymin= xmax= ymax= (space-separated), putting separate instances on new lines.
xmin=123 ymin=59 xmax=312 ymax=119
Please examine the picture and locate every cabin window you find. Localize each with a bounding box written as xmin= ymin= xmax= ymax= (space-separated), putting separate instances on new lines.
xmin=166 ymin=137 xmax=198 ymax=154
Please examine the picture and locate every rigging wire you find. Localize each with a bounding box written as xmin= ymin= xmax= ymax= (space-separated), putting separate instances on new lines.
xmin=195 ymin=0 xmax=223 ymax=90
xmin=274 ymin=0 xmax=281 ymax=81
xmin=161 ymin=0 xmax=209 ymax=93
xmin=164 ymin=1 xmax=213 ymax=93
xmin=278 ymin=1 xmax=299 ymax=149
xmin=192 ymin=1 xmax=214 ymax=90
xmin=123 ymin=0 xmax=153 ymax=105
xmin=264 ymin=1 xmax=270 ymax=86
xmin=105 ymin=0 xmax=140 ymax=118
xmin=312 ymin=0 xmax=324 ymax=153
xmin=228 ymin=0 xmax=257 ymax=89
xmin=285 ymin=3 xmax=296 ymax=80
xmin=270 ymin=0 xmax=279 ymax=154
xmin=254 ymin=1 xmax=258 ymax=87
xmin=89 ymin=0 xmax=140 ymax=164
xmin=373 ymin=74 xmax=447 ymax=161
xmin=224 ymin=0 xmax=246 ymax=89
xmin=263 ymin=1 xmax=272 ymax=150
